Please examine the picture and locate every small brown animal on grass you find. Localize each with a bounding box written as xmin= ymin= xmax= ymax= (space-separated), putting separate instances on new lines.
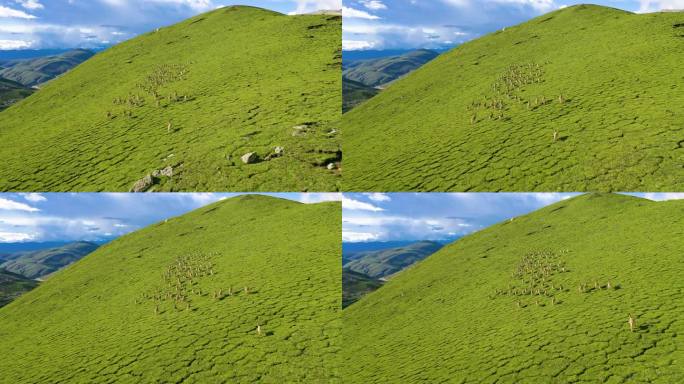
xmin=628 ymin=314 xmax=636 ymax=332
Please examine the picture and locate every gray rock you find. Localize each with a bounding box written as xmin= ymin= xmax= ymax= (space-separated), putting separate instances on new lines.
xmin=130 ymin=174 xmax=154 ymax=192
xmin=274 ymin=146 xmax=285 ymax=156
xmin=152 ymin=166 xmax=173 ymax=178
xmin=241 ymin=152 xmax=258 ymax=164
xmin=327 ymin=163 xmax=336 ymax=170
xmin=292 ymin=125 xmax=309 ymax=137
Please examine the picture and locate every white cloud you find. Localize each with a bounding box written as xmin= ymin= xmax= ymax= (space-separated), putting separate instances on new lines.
xmin=342 ymin=213 xmax=474 ymax=242
xmin=0 ymin=5 xmax=36 ymax=18
xmin=186 ymin=193 xmax=228 ymax=205
xmin=22 ymin=193 xmax=47 ymax=203
xmin=442 ymin=0 xmax=558 ymax=12
xmin=342 ymin=39 xmax=375 ymax=50
xmin=0 ymin=231 xmax=35 ymax=242
xmin=100 ymin=0 xmax=216 ymax=11
xmin=0 ymin=21 xmax=134 ymax=49
xmin=360 ymin=0 xmax=387 ymax=10
xmin=641 ymin=193 xmax=684 ymax=201
xmin=638 ymin=0 xmax=684 ymax=12
xmin=0 ymin=38 xmax=33 ymax=48
xmin=0 ymin=198 xmax=40 ymax=212
xmin=14 ymin=0 xmax=44 ymax=10
xmin=343 ymin=197 xmax=384 ymax=212
xmin=531 ymin=192 xmax=574 ymax=204
xmin=343 ymin=5 xmax=380 ymax=19
xmin=290 ymin=0 xmax=341 ymax=14
xmin=298 ymin=193 xmax=343 ymax=204
xmin=343 ymin=20 xmax=470 ymax=50
xmin=342 ymin=231 xmax=380 ymax=242
xmin=365 ymin=193 xmax=391 ymax=202
xmin=493 ymin=0 xmax=557 ymax=12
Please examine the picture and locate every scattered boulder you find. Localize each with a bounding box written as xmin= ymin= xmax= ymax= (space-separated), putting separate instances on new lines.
xmin=274 ymin=146 xmax=285 ymax=156
xmin=241 ymin=152 xmax=259 ymax=164
xmin=292 ymin=126 xmax=308 ymax=137
xmin=292 ymin=122 xmax=317 ymax=137
xmin=327 ymin=163 xmax=336 ymax=170
xmin=152 ymin=166 xmax=173 ymax=178
xmin=130 ymin=174 xmax=155 ymax=192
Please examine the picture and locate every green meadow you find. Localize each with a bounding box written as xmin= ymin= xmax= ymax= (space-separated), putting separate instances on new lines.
xmin=343 ymin=5 xmax=684 ymax=191
xmin=0 ymin=6 xmax=341 ymax=192
xmin=344 ymin=193 xmax=684 ymax=382
xmin=0 ymin=195 xmax=341 ymax=383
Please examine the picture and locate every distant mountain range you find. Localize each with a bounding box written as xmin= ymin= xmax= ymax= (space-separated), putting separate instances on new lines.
xmin=342 ymin=269 xmax=383 ymax=308
xmin=0 ymin=77 xmax=33 ymax=111
xmin=342 ymin=240 xmax=445 ymax=307
xmin=344 ymin=240 xmax=444 ymax=279
xmin=0 ymin=241 xmax=100 ymax=279
xmin=0 ymin=49 xmax=94 ymax=88
xmin=0 ymin=269 xmax=38 ymax=308
xmin=343 ymin=48 xmax=449 ymax=63
xmin=0 ymin=49 xmax=94 ymax=110
xmin=342 ymin=49 xmax=440 ymax=112
xmin=343 ymin=49 xmax=440 ymax=88
xmin=342 ymin=78 xmax=378 ymax=113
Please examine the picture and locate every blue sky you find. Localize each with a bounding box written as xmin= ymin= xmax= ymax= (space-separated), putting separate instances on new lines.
xmin=0 ymin=193 xmax=341 ymax=243
xmin=0 ymin=0 xmax=341 ymax=49
xmin=342 ymin=193 xmax=684 ymax=242
xmin=342 ymin=0 xmax=683 ymax=50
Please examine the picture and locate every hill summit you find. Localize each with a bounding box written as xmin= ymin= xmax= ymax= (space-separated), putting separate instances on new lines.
xmin=0 ymin=195 xmax=341 ymax=382
xmin=343 ymin=193 xmax=684 ymax=382
xmin=0 ymin=6 xmax=341 ymax=192
xmin=343 ymin=5 xmax=684 ymax=191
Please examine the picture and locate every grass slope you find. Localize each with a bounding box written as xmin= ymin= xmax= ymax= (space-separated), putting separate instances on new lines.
xmin=0 ymin=76 xmax=34 ymax=111
xmin=343 ymin=78 xmax=379 ymax=113
xmin=344 ymin=193 xmax=684 ymax=383
xmin=0 ymin=195 xmax=341 ymax=383
xmin=343 ymin=5 xmax=684 ymax=191
xmin=342 ymin=269 xmax=383 ymax=308
xmin=343 ymin=49 xmax=440 ymax=87
xmin=0 ymin=49 xmax=95 ymax=87
xmin=0 ymin=241 xmax=99 ymax=279
xmin=0 ymin=269 xmax=38 ymax=307
xmin=0 ymin=6 xmax=341 ymax=192
xmin=343 ymin=240 xmax=443 ymax=279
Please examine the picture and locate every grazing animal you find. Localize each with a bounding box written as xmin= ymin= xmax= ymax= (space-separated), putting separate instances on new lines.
xmin=256 ymin=325 xmax=262 ymax=336
xmin=167 ymin=121 xmax=172 ymax=133
xmin=628 ymin=314 xmax=636 ymax=332
xmin=553 ymin=131 xmax=559 ymax=142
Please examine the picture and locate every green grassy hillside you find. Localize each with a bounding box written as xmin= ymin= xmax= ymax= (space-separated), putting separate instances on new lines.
xmin=0 ymin=241 xmax=99 ymax=279
xmin=343 ymin=5 xmax=684 ymax=191
xmin=0 ymin=269 xmax=38 ymax=307
xmin=0 ymin=195 xmax=341 ymax=383
xmin=343 ymin=78 xmax=378 ymax=113
xmin=0 ymin=6 xmax=341 ymax=192
xmin=0 ymin=76 xmax=34 ymax=111
xmin=343 ymin=49 xmax=439 ymax=87
xmin=343 ymin=193 xmax=684 ymax=382
xmin=343 ymin=240 xmax=443 ymax=279
xmin=0 ymin=49 xmax=94 ymax=87
xmin=342 ymin=269 xmax=383 ymax=308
